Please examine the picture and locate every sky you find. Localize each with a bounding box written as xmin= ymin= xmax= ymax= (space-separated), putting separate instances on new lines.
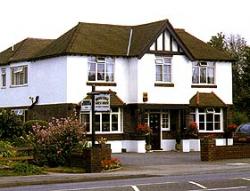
xmin=0 ymin=0 xmax=249 ymax=52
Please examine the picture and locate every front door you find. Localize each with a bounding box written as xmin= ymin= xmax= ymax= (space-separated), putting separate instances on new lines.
xmin=149 ymin=113 xmax=161 ymax=150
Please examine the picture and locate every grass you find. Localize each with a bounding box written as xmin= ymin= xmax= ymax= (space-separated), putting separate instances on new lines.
xmin=44 ymin=166 xmax=85 ymax=173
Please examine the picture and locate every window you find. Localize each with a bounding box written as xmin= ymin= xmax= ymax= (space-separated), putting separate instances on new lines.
xmin=192 ymin=62 xmax=215 ymax=84
xmin=191 ymin=108 xmax=223 ymax=132
xmin=1 ymin=68 xmax=6 ymax=88
xmin=80 ymin=107 xmax=122 ymax=133
xmin=155 ymin=56 xmax=172 ymax=82
xmin=11 ymin=65 xmax=28 ymax=86
xmin=88 ymin=57 xmax=114 ymax=82
xmin=161 ymin=113 xmax=170 ymax=130
xmin=144 ymin=111 xmax=170 ymax=131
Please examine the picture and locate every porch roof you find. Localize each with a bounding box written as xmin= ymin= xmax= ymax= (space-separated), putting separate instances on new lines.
xmin=84 ymin=90 xmax=124 ymax=107
xmin=189 ymin=92 xmax=226 ymax=107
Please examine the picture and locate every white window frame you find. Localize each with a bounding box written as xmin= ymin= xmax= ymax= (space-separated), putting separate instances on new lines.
xmin=88 ymin=57 xmax=115 ymax=82
xmin=10 ymin=65 xmax=28 ymax=87
xmin=192 ymin=61 xmax=215 ymax=85
xmin=1 ymin=68 xmax=6 ymax=88
xmin=155 ymin=56 xmax=172 ymax=83
xmin=191 ymin=108 xmax=223 ymax=133
xmin=80 ymin=108 xmax=122 ymax=134
xmin=144 ymin=111 xmax=170 ymax=131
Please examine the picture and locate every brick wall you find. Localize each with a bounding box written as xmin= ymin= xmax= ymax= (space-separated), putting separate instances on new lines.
xmin=201 ymin=138 xmax=250 ymax=161
xmin=71 ymin=144 xmax=111 ymax=173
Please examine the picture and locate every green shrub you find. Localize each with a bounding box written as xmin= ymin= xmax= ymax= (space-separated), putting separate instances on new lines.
xmin=0 ymin=109 xmax=23 ymax=139
xmin=0 ymin=141 xmax=16 ymax=158
xmin=232 ymin=111 xmax=249 ymax=125
xmin=12 ymin=162 xmax=42 ymax=175
xmin=23 ymin=120 xmax=48 ymax=134
xmin=31 ymin=117 xmax=86 ymax=167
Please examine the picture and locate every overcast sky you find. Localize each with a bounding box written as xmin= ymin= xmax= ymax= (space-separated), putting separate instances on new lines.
xmin=0 ymin=0 xmax=249 ymax=52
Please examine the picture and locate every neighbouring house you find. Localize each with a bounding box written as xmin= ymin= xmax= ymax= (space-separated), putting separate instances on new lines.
xmin=0 ymin=19 xmax=234 ymax=153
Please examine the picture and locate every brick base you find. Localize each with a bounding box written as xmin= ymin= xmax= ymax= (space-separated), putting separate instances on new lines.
xmin=71 ymin=144 xmax=111 ymax=173
xmin=201 ymin=138 xmax=250 ymax=161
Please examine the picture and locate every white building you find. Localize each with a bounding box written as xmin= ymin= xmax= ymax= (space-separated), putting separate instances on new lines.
xmin=0 ymin=19 xmax=233 ymax=153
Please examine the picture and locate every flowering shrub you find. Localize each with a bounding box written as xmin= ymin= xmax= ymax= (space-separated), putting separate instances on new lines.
xmin=101 ymin=157 xmax=121 ymax=170
xmin=228 ymin=124 xmax=237 ymax=130
xmin=136 ymin=123 xmax=152 ymax=135
xmin=185 ymin=121 xmax=198 ymax=138
xmin=97 ymin=137 xmax=107 ymax=144
xmin=225 ymin=124 xmax=238 ymax=138
xmin=31 ymin=117 xmax=86 ymax=167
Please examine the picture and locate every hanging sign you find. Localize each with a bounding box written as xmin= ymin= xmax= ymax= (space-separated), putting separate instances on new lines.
xmin=94 ymin=94 xmax=110 ymax=112
xmin=81 ymin=99 xmax=92 ymax=111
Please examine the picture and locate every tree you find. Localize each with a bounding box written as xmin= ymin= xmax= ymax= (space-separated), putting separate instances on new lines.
xmin=208 ymin=33 xmax=250 ymax=119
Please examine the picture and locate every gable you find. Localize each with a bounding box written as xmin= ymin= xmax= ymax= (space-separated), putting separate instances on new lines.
xmin=149 ymin=29 xmax=184 ymax=54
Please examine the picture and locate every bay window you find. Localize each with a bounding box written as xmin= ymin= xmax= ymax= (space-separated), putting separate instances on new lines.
xmin=11 ymin=65 xmax=28 ymax=86
xmin=88 ymin=57 xmax=114 ymax=82
xmin=191 ymin=108 xmax=223 ymax=132
xmin=192 ymin=62 xmax=215 ymax=84
xmin=80 ymin=107 xmax=122 ymax=133
xmin=155 ymin=56 xmax=172 ymax=82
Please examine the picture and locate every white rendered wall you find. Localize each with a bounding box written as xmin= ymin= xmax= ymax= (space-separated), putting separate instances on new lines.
xmin=66 ymin=56 xmax=137 ymax=104
xmin=135 ymin=54 xmax=233 ymax=105
xmin=0 ymin=57 xmax=67 ymax=108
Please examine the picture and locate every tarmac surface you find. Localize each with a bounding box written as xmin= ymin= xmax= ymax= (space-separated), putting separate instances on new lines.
xmin=1 ymin=151 xmax=250 ymax=188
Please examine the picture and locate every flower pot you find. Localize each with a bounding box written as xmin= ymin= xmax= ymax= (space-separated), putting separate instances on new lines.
xmin=145 ymin=144 xmax=151 ymax=152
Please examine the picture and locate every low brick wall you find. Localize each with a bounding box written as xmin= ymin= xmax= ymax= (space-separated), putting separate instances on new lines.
xmin=201 ymin=138 xmax=250 ymax=161
xmin=71 ymin=144 xmax=111 ymax=173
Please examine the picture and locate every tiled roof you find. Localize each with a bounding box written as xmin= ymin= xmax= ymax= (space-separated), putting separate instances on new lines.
xmin=85 ymin=90 xmax=124 ymax=106
xmin=0 ymin=38 xmax=53 ymax=65
xmin=189 ymin=92 xmax=226 ymax=107
xmin=0 ymin=20 xmax=233 ymax=65
xmin=175 ymin=29 xmax=233 ymax=61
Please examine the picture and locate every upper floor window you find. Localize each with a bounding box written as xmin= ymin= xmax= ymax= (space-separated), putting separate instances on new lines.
xmin=88 ymin=57 xmax=114 ymax=82
xmin=11 ymin=65 xmax=28 ymax=86
xmin=155 ymin=56 xmax=172 ymax=82
xmin=192 ymin=62 xmax=215 ymax=84
xmin=1 ymin=68 xmax=6 ymax=88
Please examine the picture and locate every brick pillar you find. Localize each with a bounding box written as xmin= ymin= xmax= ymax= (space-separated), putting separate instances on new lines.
xmin=82 ymin=144 xmax=111 ymax=173
xmin=200 ymin=137 xmax=216 ymax=161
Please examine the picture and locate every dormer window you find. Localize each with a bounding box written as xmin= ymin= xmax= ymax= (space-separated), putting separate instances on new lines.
xmin=155 ymin=56 xmax=172 ymax=82
xmin=88 ymin=57 xmax=114 ymax=82
xmin=192 ymin=62 xmax=215 ymax=84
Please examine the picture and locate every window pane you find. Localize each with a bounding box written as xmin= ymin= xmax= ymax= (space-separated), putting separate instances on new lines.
xmin=192 ymin=67 xmax=199 ymax=83
xmin=207 ymin=67 xmax=214 ymax=84
xmin=199 ymin=122 xmax=205 ymax=130
xmin=106 ymin=63 xmax=114 ymax=81
xmin=215 ymin=123 xmax=220 ymax=130
xmin=163 ymin=65 xmax=171 ymax=82
xmin=206 ymin=123 xmax=213 ymax=131
xmin=88 ymin=63 xmax=96 ymax=81
xmin=156 ymin=65 xmax=162 ymax=81
xmin=102 ymin=114 xmax=110 ymax=132
xmin=112 ymin=114 xmax=118 ymax=131
xmin=95 ymin=114 xmax=100 ymax=131
xmin=200 ymin=67 xmax=207 ymax=83
xmin=162 ymin=113 xmax=169 ymax=129
xmin=97 ymin=64 xmax=105 ymax=80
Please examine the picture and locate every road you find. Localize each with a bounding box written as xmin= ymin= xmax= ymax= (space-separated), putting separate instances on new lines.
xmin=1 ymin=170 xmax=250 ymax=191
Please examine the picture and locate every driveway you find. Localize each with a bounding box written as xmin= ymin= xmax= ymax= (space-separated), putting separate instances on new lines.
xmin=113 ymin=151 xmax=200 ymax=166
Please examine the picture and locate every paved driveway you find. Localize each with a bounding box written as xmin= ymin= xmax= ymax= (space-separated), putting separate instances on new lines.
xmin=113 ymin=151 xmax=200 ymax=166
